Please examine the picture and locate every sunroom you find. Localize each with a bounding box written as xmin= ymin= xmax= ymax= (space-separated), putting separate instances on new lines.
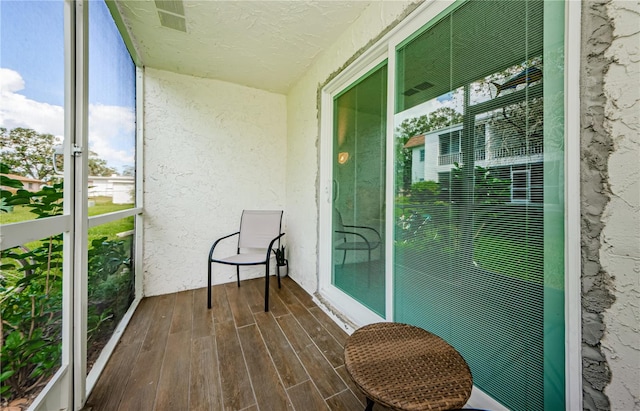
xmin=1 ymin=1 xmax=638 ymax=410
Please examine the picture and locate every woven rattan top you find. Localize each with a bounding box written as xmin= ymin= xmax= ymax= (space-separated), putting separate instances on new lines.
xmin=344 ymin=323 xmax=473 ymax=411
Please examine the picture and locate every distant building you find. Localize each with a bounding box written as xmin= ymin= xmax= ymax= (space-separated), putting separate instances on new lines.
xmin=88 ymin=175 xmax=135 ymax=204
xmin=405 ymin=111 xmax=547 ymax=204
xmin=0 ymin=174 xmax=46 ymax=193
xmin=404 ymin=134 xmax=426 ymax=182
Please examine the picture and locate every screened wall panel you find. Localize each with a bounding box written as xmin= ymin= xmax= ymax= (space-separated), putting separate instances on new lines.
xmin=0 ymin=1 xmax=68 ymax=405
xmin=88 ymin=0 xmax=136 ymax=210
xmin=86 ymin=0 xmax=137 ymax=374
xmin=393 ymin=1 xmax=564 ymax=410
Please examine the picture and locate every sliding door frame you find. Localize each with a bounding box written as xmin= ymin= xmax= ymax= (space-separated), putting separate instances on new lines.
xmin=318 ymin=0 xmax=582 ymax=409
xmin=319 ymin=50 xmax=389 ymax=326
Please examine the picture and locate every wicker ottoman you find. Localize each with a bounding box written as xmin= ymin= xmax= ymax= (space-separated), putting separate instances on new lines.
xmin=344 ymin=322 xmax=473 ymax=411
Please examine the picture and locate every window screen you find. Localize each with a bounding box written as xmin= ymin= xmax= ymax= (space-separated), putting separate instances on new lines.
xmin=393 ymin=1 xmax=565 ymax=409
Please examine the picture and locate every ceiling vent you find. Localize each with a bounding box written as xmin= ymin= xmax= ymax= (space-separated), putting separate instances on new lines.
xmin=155 ymin=0 xmax=187 ymax=32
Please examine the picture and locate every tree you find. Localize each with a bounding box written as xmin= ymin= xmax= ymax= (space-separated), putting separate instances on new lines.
xmin=395 ymin=107 xmax=463 ymax=194
xmin=0 ymin=127 xmax=57 ymax=181
xmin=88 ymin=151 xmax=116 ymax=176
xmin=121 ymin=165 xmax=135 ymax=177
xmin=0 ymin=127 xmax=118 ymax=180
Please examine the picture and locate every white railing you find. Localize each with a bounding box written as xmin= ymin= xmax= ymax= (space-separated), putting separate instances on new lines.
xmin=438 ymin=150 xmax=486 ymax=165
xmin=491 ymin=144 xmax=543 ymax=159
xmin=437 ymin=145 xmax=542 ymax=166
xmin=438 ymin=152 xmax=463 ymax=165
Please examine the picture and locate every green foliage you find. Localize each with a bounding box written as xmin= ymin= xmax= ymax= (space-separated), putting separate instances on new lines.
xmin=1 ymin=165 xmax=25 ymax=213
xmin=121 ymin=165 xmax=135 ymax=177
xmin=1 ymin=127 xmax=119 ymax=182
xmin=1 ymin=174 xmax=64 ymax=399
xmin=1 ymin=241 xmax=63 ymax=400
xmin=87 ymin=237 xmax=133 ymax=342
xmin=396 ymin=107 xmax=463 ymax=139
xmin=88 ymin=151 xmax=117 ymax=177
xmin=394 ymin=167 xmax=543 ymax=284
xmin=451 ymin=163 xmax=511 ymax=205
xmin=272 ymin=245 xmax=287 ymax=267
xmin=474 ymin=234 xmax=543 ymax=284
xmin=1 ymin=170 xmax=133 ymax=402
xmin=0 ymin=127 xmax=58 ymax=181
xmin=409 ymin=180 xmax=441 ymax=204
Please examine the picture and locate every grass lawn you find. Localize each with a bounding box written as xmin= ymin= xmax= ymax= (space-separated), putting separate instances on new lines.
xmin=1 ymin=197 xmax=135 ymax=278
xmin=1 ymin=196 xmax=134 ymax=241
xmin=0 ymin=196 xmax=133 ymax=224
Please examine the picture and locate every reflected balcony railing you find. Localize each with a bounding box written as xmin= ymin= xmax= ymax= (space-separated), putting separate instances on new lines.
xmin=438 ymin=145 xmax=543 ymax=166
xmin=438 ymin=152 xmax=463 ymax=165
xmin=438 ymin=150 xmax=486 ymax=165
xmin=490 ymin=144 xmax=543 ymax=159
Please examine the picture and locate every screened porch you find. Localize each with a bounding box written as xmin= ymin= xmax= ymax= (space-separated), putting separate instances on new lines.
xmin=0 ymin=1 xmax=601 ymax=411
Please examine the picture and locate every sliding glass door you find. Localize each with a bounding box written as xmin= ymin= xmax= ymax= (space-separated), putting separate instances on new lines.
xmin=393 ymin=1 xmax=564 ymax=409
xmin=331 ymin=63 xmax=387 ymax=316
xmin=322 ymin=0 xmax=567 ymax=409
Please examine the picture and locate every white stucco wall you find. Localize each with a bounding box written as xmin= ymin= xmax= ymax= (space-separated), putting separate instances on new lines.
xmin=411 ymin=148 xmax=425 ymax=182
xmin=143 ymin=68 xmax=286 ymax=296
xmin=601 ymin=1 xmax=640 ymax=408
xmin=285 ymin=1 xmax=416 ymax=295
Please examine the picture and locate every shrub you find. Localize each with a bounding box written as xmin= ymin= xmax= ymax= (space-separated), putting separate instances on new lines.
xmin=1 ymin=167 xmax=132 ymax=402
xmin=410 ymin=180 xmax=441 ymax=204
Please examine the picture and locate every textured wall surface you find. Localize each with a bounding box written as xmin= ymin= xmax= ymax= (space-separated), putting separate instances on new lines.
xmin=581 ymin=1 xmax=640 ymax=410
xmin=581 ymin=3 xmax=616 ymax=409
xmin=143 ymin=68 xmax=286 ymax=296
xmin=285 ymin=1 xmax=416 ymax=295
xmin=600 ymin=0 xmax=640 ymax=409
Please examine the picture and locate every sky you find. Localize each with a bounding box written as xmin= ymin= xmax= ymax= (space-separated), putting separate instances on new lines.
xmin=394 ymin=90 xmax=463 ymax=133
xmin=1 ymin=0 xmax=136 ymax=174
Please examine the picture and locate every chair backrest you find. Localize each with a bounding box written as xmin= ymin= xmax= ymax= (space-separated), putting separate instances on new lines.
xmin=238 ymin=210 xmax=283 ymax=249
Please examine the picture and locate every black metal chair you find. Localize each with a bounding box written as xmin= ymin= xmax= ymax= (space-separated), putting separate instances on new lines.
xmin=333 ymin=208 xmax=381 ymax=267
xmin=207 ymin=210 xmax=284 ymax=312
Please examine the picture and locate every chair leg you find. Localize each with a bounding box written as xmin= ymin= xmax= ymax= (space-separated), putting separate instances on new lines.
xmin=264 ymin=263 xmax=270 ymax=312
xmin=367 ymin=249 xmax=372 ymax=287
xmin=236 ymin=266 xmax=240 ymax=287
xmin=207 ymin=261 xmax=212 ymax=309
xmin=342 ymin=250 xmax=347 ymax=267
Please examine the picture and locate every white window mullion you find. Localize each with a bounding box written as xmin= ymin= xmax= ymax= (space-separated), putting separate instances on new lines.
xmin=73 ymin=0 xmax=89 ymax=408
xmin=134 ymin=66 xmax=145 ymax=300
xmin=564 ymin=0 xmax=583 ymax=408
xmin=385 ymin=39 xmax=396 ymax=322
xmin=59 ymin=0 xmax=76 ymax=407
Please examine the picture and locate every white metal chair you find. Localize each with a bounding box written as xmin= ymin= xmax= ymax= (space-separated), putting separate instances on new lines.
xmin=207 ymin=210 xmax=284 ymax=312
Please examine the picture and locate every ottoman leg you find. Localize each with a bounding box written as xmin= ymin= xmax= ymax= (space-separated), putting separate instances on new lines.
xmin=365 ymin=397 xmax=375 ymax=411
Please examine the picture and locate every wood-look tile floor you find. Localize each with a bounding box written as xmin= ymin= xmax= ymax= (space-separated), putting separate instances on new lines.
xmin=84 ymin=276 xmax=389 ymax=411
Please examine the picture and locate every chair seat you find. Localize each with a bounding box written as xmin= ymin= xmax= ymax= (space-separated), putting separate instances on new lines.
xmin=335 ymin=241 xmax=379 ymax=251
xmin=212 ymin=253 xmax=268 ymax=265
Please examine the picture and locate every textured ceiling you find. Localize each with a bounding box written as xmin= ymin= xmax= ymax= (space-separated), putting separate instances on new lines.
xmin=114 ymin=0 xmax=373 ymax=94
